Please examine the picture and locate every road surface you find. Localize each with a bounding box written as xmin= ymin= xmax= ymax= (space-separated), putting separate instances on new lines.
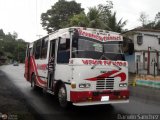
xmin=0 ymin=64 xmax=160 ymax=120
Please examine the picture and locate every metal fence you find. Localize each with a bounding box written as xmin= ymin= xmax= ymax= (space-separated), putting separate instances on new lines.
xmin=136 ymin=62 xmax=160 ymax=76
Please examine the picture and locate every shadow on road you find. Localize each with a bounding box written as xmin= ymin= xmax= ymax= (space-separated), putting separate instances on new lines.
xmin=31 ymin=88 xmax=121 ymax=120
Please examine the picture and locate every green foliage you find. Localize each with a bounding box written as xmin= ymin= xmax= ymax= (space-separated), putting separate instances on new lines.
xmin=87 ymin=7 xmax=105 ymax=29
xmin=69 ymin=12 xmax=89 ymax=27
xmin=42 ymin=0 xmax=127 ymax=33
xmin=0 ymin=30 xmax=27 ymax=63
xmin=0 ymin=29 xmax=5 ymax=37
xmin=139 ymin=12 xmax=160 ymax=29
xmin=69 ymin=1 xmax=127 ymax=33
xmin=41 ymin=0 xmax=84 ymax=33
xmin=107 ymin=12 xmax=127 ymax=32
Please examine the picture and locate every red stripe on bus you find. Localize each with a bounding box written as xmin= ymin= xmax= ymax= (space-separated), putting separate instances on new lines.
xmin=30 ymin=57 xmax=47 ymax=85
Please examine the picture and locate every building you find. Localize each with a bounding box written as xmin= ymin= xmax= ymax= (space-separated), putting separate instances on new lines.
xmin=123 ymin=28 xmax=160 ymax=75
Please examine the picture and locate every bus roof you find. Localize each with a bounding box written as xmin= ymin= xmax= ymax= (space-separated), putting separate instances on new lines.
xmin=29 ymin=27 xmax=123 ymax=44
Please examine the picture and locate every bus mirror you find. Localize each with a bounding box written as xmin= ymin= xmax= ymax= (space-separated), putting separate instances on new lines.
xmin=72 ymin=38 xmax=78 ymax=47
xmin=123 ymin=37 xmax=134 ymax=55
xmin=128 ymin=42 xmax=134 ymax=55
xmin=72 ymin=29 xmax=79 ymax=47
xmin=72 ymin=29 xmax=79 ymax=41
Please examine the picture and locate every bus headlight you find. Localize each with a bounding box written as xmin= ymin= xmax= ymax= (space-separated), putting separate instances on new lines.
xmin=119 ymin=83 xmax=127 ymax=87
xmin=79 ymin=83 xmax=91 ymax=88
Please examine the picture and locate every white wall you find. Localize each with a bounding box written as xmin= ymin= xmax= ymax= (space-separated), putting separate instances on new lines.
xmin=126 ymin=30 xmax=160 ymax=74
xmin=133 ymin=31 xmax=160 ymax=51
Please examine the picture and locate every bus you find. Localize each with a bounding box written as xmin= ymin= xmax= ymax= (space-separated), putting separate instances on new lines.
xmin=24 ymin=27 xmax=129 ymax=108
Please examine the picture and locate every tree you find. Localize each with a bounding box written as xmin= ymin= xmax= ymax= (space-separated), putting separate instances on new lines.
xmin=155 ymin=12 xmax=160 ymax=23
xmin=69 ymin=12 xmax=89 ymax=27
xmin=0 ymin=29 xmax=5 ymax=37
xmin=87 ymin=7 xmax=105 ymax=29
xmin=13 ymin=31 xmax=18 ymax=40
xmin=138 ymin=12 xmax=160 ymax=29
xmin=154 ymin=12 xmax=160 ymax=29
xmin=41 ymin=0 xmax=84 ymax=33
xmin=139 ymin=12 xmax=149 ymax=27
xmin=86 ymin=1 xmax=127 ymax=33
xmin=107 ymin=12 xmax=127 ymax=32
xmin=0 ymin=28 xmax=27 ymax=63
xmin=98 ymin=1 xmax=113 ymax=23
xmin=41 ymin=0 xmax=127 ymax=33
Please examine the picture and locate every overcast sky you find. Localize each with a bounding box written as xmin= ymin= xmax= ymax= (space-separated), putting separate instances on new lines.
xmin=0 ymin=0 xmax=159 ymax=42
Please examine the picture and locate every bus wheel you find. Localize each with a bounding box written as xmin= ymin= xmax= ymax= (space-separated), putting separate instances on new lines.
xmin=31 ymin=74 xmax=37 ymax=89
xmin=58 ymin=84 xmax=68 ymax=108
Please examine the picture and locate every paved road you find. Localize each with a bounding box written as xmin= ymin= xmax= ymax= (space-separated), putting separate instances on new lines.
xmin=0 ymin=64 xmax=160 ymax=120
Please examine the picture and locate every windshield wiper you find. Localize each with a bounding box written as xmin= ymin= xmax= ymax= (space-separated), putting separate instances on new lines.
xmin=91 ymin=54 xmax=121 ymax=70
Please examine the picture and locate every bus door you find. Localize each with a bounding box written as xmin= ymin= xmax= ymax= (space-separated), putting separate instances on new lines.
xmin=47 ymin=40 xmax=56 ymax=90
xmin=25 ymin=45 xmax=31 ymax=81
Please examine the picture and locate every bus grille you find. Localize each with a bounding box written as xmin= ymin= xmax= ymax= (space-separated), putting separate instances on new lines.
xmin=96 ymin=77 xmax=114 ymax=90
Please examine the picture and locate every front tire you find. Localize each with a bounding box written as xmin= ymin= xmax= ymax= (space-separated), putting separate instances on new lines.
xmin=58 ymin=84 xmax=68 ymax=108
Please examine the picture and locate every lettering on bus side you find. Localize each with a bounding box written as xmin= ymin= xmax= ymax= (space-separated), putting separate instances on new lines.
xmin=82 ymin=60 xmax=127 ymax=66
xmin=78 ymin=29 xmax=122 ymax=42
xmin=37 ymin=64 xmax=47 ymax=70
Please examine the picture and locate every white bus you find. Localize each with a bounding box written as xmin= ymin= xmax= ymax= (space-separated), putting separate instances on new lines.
xmin=24 ymin=27 xmax=129 ymax=108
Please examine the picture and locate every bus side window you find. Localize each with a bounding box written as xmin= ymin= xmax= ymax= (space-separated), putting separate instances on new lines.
xmin=41 ymin=38 xmax=48 ymax=59
xmin=57 ymin=38 xmax=70 ymax=63
xmin=26 ymin=45 xmax=28 ymax=58
xmin=26 ymin=46 xmax=31 ymax=58
xmin=35 ymin=40 xmax=41 ymax=59
xmin=30 ymin=47 xmax=33 ymax=56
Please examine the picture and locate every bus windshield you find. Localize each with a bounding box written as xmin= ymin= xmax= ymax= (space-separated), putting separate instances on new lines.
xmin=72 ymin=36 xmax=125 ymax=61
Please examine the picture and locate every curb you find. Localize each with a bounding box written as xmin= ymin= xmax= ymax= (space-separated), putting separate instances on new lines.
xmin=136 ymin=80 xmax=160 ymax=89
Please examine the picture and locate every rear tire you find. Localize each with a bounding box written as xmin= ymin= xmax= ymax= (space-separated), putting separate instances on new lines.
xmin=31 ymin=74 xmax=37 ymax=89
xmin=58 ymin=84 xmax=68 ymax=108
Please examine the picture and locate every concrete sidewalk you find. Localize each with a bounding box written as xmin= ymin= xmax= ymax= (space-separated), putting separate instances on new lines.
xmin=129 ymin=85 xmax=160 ymax=106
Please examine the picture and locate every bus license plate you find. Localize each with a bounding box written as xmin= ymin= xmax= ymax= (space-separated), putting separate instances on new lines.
xmin=101 ymin=96 xmax=109 ymax=101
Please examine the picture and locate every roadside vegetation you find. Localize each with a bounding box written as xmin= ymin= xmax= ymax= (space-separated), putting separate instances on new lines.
xmin=0 ymin=0 xmax=160 ymax=64
xmin=0 ymin=30 xmax=27 ymax=64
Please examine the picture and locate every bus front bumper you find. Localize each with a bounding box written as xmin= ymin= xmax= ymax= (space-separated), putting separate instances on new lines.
xmin=70 ymin=90 xmax=129 ymax=106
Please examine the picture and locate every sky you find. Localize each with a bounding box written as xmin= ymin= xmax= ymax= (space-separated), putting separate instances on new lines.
xmin=0 ymin=0 xmax=159 ymax=42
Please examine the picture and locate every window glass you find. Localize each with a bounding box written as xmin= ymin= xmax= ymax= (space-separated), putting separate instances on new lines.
xmin=137 ymin=35 xmax=143 ymax=45
xmin=41 ymin=38 xmax=48 ymax=59
xmin=72 ymin=37 xmax=124 ymax=60
xmin=104 ymin=44 xmax=122 ymax=53
xmin=30 ymin=47 xmax=33 ymax=56
xmin=72 ymin=38 xmax=102 ymax=59
xmin=57 ymin=38 xmax=70 ymax=63
xmin=136 ymin=55 xmax=141 ymax=62
xmin=35 ymin=40 xmax=41 ymax=59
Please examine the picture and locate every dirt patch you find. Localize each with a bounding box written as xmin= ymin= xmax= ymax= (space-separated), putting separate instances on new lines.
xmin=0 ymin=70 xmax=36 ymax=120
